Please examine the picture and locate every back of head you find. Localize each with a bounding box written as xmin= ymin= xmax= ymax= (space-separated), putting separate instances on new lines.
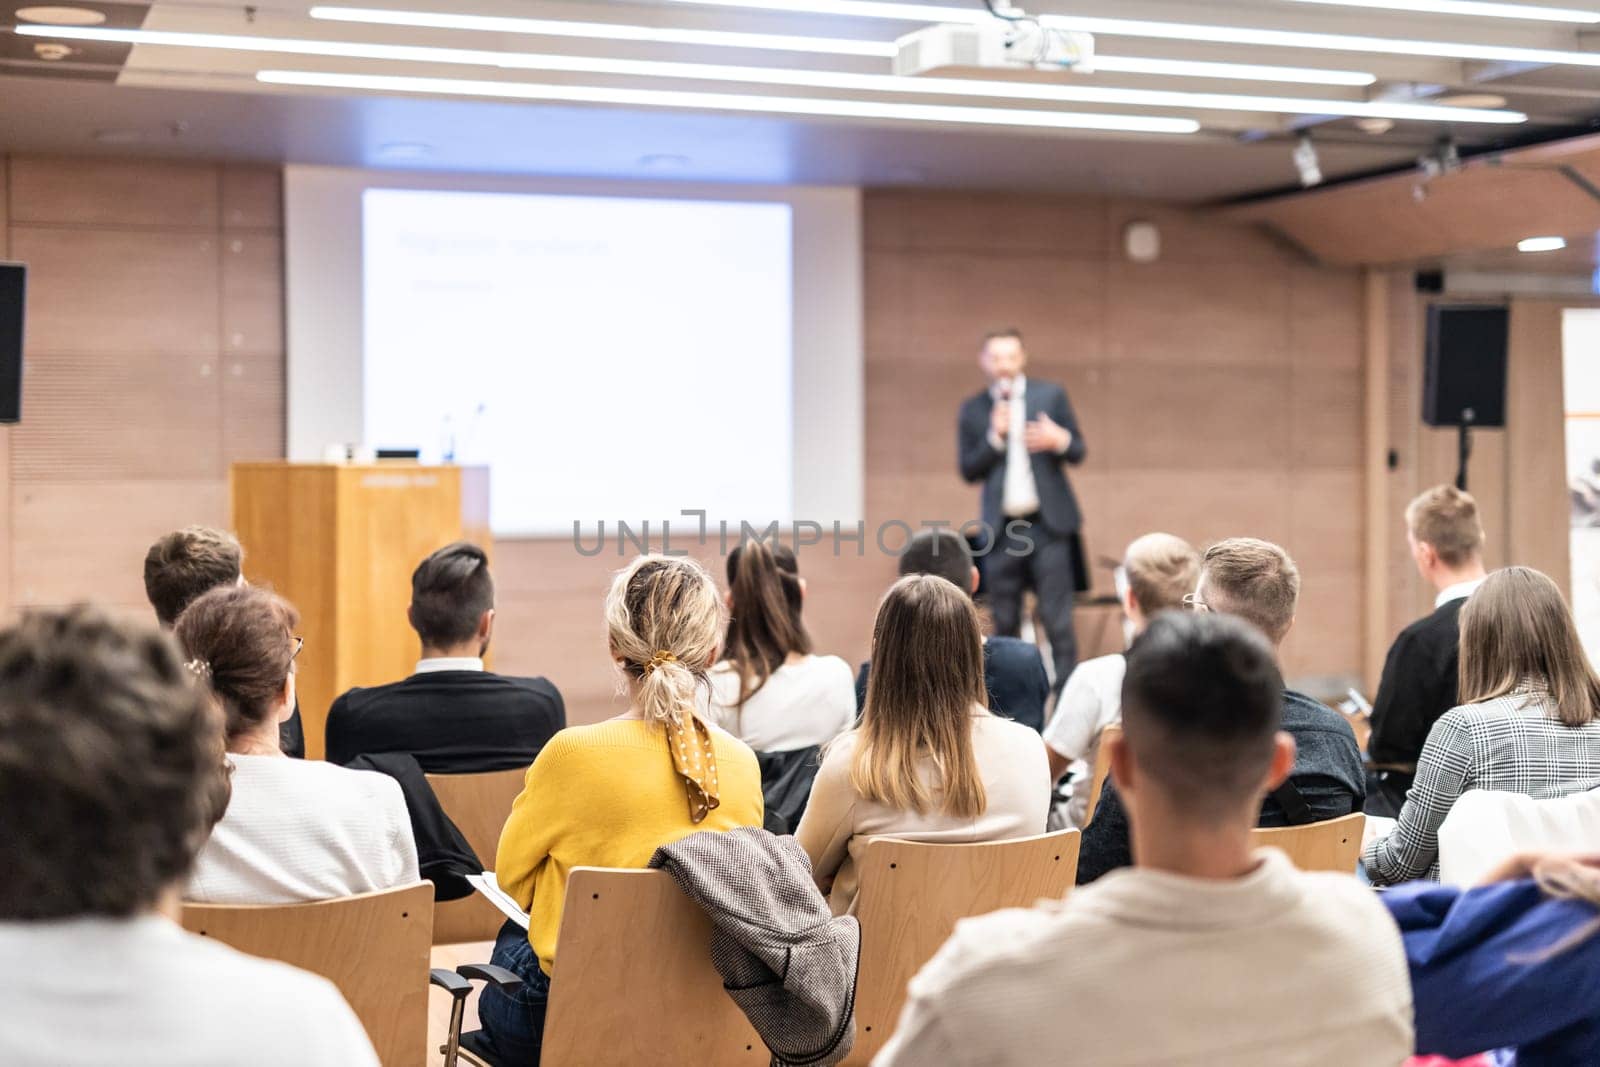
xmin=410 ymin=541 xmax=494 ymax=649
xmin=898 ymin=529 xmax=976 ymax=595
xmin=856 ymin=574 xmax=988 ymax=818
xmin=1406 ymin=485 xmax=1484 ymax=566
xmin=0 ymin=605 xmax=229 ymax=920
xmin=722 ymin=539 xmax=811 ymax=704
xmin=1459 ymin=566 xmax=1600 ymax=727
xmin=174 ymin=584 xmax=300 ymax=746
xmin=606 ymin=555 xmax=724 ymax=727
xmin=1120 ymin=612 xmax=1285 ymax=819
xmin=1123 ymin=532 xmax=1200 ymax=617
xmin=1199 ymin=537 xmax=1300 ymax=645
xmin=143 ymin=526 xmax=243 ymax=628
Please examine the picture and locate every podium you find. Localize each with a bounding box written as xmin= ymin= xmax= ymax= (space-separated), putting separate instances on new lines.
xmin=230 ymin=462 xmax=490 ymax=759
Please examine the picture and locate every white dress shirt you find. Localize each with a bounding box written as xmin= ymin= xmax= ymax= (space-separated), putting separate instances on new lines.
xmin=988 ymin=375 xmax=1040 ymax=518
xmin=1435 ymin=576 xmax=1486 ymax=609
xmin=415 ymin=656 xmax=485 ymax=673
xmin=1042 ymin=652 xmax=1127 ymax=828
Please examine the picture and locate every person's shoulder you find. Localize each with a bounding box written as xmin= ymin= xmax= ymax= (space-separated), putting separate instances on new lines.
xmin=1288 ymin=867 xmax=1408 ymax=945
xmin=473 ymin=671 xmax=563 ymax=699
xmin=707 ymin=722 xmax=760 ymax=769
xmin=975 ymin=711 xmax=1048 ymax=751
xmin=330 ymin=678 xmax=403 ymax=712
xmin=1282 ymin=690 xmax=1355 ymax=733
xmin=984 ymin=636 xmax=1047 ymax=674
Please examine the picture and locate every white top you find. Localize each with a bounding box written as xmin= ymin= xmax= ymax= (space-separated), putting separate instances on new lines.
xmin=1438 ymin=786 xmax=1600 ymax=887
xmin=415 ymin=656 xmax=485 ymax=673
xmin=990 ymin=375 xmax=1041 ymax=517
xmin=701 ymin=653 xmax=857 ymax=752
xmin=1435 ymin=576 xmax=1486 ymax=609
xmin=187 ymin=754 xmax=419 ymax=905
xmin=0 ymin=915 xmax=378 ymax=1067
xmin=1041 ymin=652 xmax=1126 ymax=828
xmin=875 ymin=849 xmax=1414 ymax=1067
xmin=796 ymin=711 xmax=1051 ymax=915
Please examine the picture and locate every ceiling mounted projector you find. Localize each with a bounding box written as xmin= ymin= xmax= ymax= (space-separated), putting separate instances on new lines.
xmin=894 ymin=19 xmax=1095 ymax=78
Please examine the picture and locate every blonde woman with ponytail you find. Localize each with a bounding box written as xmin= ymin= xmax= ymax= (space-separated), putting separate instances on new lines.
xmin=795 ymin=574 xmax=1051 ymax=916
xmin=481 ymin=556 xmax=764 ymax=1064
xmin=702 ymin=538 xmax=857 ymax=751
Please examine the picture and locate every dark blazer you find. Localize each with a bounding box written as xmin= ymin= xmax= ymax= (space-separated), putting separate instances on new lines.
xmin=855 ymin=635 xmax=1051 ymax=733
xmin=325 ymin=670 xmax=564 ymax=774
xmin=958 ymin=378 xmax=1088 ymax=538
xmin=1368 ymin=597 xmax=1467 ymax=770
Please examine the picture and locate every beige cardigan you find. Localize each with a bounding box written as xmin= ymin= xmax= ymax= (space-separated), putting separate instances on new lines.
xmin=794 ymin=710 xmax=1051 ymax=915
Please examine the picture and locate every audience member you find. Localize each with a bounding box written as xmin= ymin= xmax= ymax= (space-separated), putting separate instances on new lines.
xmin=1367 ymin=486 xmax=1488 ymax=815
xmin=325 ymin=541 xmax=565 ymax=772
xmin=0 ymin=606 xmax=378 ymax=1066
xmin=144 ymin=525 xmax=305 ymax=758
xmin=798 ymin=573 xmax=1050 ymax=916
xmin=1077 ymin=537 xmax=1365 ymax=884
xmin=1364 ymin=567 xmax=1600 ymax=885
xmin=700 ymin=539 xmax=855 ymax=751
xmin=177 ymin=585 xmax=418 ymax=903
xmin=481 ymin=555 xmax=764 ymax=1064
xmin=1437 ymin=787 xmax=1600 ymax=887
xmin=854 ymin=529 xmax=1051 ymax=732
xmin=875 ymin=613 xmax=1413 ymax=1066
xmin=1386 ymin=852 xmax=1600 ymax=1063
xmin=1043 ymin=532 xmax=1199 ymax=827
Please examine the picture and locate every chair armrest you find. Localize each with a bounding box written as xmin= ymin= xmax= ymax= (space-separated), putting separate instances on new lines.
xmin=457 ymin=963 xmax=524 ymax=993
xmin=430 ymin=968 xmax=473 ymax=1000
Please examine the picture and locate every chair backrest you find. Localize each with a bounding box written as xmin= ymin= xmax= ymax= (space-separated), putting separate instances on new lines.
xmin=1084 ymin=723 xmax=1121 ymax=824
xmin=542 ymin=867 xmax=767 ymax=1067
xmin=426 ymin=765 xmax=528 ymax=943
xmin=182 ymin=881 xmax=434 ymax=1067
xmin=1251 ymin=812 xmax=1366 ymax=873
xmin=847 ymin=829 xmax=1081 ymax=1065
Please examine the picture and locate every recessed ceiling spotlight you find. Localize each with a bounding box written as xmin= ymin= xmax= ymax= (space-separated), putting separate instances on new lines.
xmin=1518 ymin=236 xmax=1567 ymax=252
xmin=638 ymin=153 xmax=691 ymax=171
xmin=1436 ymin=93 xmax=1509 ymax=108
xmin=375 ymin=141 xmax=433 ymax=160
xmin=1356 ymin=117 xmax=1396 ymax=134
xmin=92 ymin=128 xmax=144 ymax=144
xmin=15 ymin=5 xmax=106 ymax=24
xmin=31 ymin=40 xmax=75 ymax=60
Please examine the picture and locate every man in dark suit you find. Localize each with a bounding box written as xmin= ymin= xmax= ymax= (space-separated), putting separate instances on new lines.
xmin=958 ymin=327 xmax=1088 ymax=690
xmin=325 ymin=541 xmax=564 ymax=773
xmin=143 ymin=525 xmax=306 ymax=758
xmin=855 ymin=529 xmax=1051 ymax=732
xmin=1366 ymin=485 xmax=1487 ymax=816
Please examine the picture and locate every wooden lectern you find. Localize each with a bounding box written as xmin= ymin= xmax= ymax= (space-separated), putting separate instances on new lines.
xmin=230 ymin=462 xmax=490 ymax=759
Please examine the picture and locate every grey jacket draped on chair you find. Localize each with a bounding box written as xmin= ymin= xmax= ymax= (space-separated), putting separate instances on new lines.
xmin=650 ymin=827 xmax=859 ymax=1067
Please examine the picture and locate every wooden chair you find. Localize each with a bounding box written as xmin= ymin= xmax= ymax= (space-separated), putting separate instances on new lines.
xmin=427 ymin=766 xmax=529 ymax=944
xmin=182 ymin=881 xmax=435 ymax=1067
xmin=1252 ymin=812 xmax=1366 ymax=873
xmin=539 ymin=867 xmax=768 ymax=1067
xmin=846 ymin=829 xmax=1081 ymax=1065
xmin=1084 ymin=723 xmax=1121 ymax=825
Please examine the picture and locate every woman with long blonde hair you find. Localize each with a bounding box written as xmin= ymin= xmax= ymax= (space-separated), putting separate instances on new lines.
xmin=480 ymin=555 xmax=764 ymax=1064
xmin=795 ymin=574 xmax=1050 ymax=915
xmin=1364 ymin=567 xmax=1600 ymax=885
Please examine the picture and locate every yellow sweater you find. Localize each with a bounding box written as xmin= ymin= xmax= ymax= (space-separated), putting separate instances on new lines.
xmin=494 ymin=718 xmax=764 ymax=976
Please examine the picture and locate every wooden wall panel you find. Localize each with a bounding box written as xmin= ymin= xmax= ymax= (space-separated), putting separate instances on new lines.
xmin=221 ymin=165 xmax=283 ymax=230
xmin=1507 ymin=299 xmax=1575 ymax=594
xmin=8 ymin=156 xmax=219 ymax=230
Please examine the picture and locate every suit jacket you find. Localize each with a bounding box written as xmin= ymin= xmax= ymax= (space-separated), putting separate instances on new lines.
xmin=958 ymin=378 xmax=1087 ymax=537
xmin=1368 ymin=597 xmax=1466 ymax=769
xmin=325 ymin=670 xmax=565 ymax=774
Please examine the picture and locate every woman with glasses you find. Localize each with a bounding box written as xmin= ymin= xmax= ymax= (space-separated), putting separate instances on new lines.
xmin=176 ymin=584 xmax=418 ymax=904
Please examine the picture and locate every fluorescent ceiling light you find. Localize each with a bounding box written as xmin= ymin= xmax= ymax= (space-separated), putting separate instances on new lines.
xmin=255 ymin=69 xmax=1202 ymax=132
xmin=1518 ymin=236 xmax=1568 ymax=252
xmin=1283 ymin=0 xmax=1600 ymax=24
xmin=13 ymin=26 xmax=1518 ymax=121
xmin=311 ymin=7 xmax=1378 ymax=86
xmin=658 ymin=0 xmax=1600 ymax=67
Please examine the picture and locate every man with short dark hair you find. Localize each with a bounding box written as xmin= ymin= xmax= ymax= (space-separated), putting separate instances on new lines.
xmin=325 ymin=541 xmax=565 ymax=772
xmin=0 ymin=606 xmax=378 ymax=1066
xmin=854 ymin=529 xmax=1050 ymax=731
xmin=143 ymin=526 xmax=305 ymax=758
xmin=876 ymin=613 xmax=1413 ymax=1066
xmin=1366 ymin=485 xmax=1489 ymax=814
xmin=1075 ymin=537 xmax=1366 ymax=883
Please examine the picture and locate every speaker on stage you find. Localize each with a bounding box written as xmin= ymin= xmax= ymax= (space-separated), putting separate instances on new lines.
xmin=0 ymin=263 xmax=24 ymax=425
xmin=1423 ymin=304 xmax=1508 ymax=429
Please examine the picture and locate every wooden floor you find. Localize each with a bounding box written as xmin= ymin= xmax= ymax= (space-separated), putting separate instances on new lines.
xmin=427 ymin=941 xmax=496 ymax=1066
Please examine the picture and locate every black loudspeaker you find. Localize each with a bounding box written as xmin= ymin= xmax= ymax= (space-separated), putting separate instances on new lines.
xmin=0 ymin=263 xmax=23 ymax=425
xmin=1423 ymin=304 xmax=1508 ymax=429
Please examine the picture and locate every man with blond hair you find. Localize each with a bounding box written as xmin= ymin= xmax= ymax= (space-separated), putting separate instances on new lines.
xmin=1367 ymin=485 xmax=1488 ymax=814
xmin=1043 ymin=532 xmax=1200 ymax=827
xmin=1073 ymin=537 xmax=1366 ymax=883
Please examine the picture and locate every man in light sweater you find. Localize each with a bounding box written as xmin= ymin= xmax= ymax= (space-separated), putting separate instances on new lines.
xmin=875 ymin=612 xmax=1413 ymax=1066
